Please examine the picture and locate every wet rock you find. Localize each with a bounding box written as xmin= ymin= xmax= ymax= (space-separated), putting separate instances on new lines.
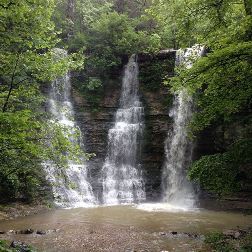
xmin=10 ymin=241 xmax=30 ymax=251
xmin=159 ymin=232 xmax=166 ymax=236
xmin=36 ymin=230 xmax=47 ymax=235
xmin=234 ymin=231 xmax=243 ymax=239
xmin=223 ymin=229 xmax=247 ymax=239
xmin=170 ymin=231 xmax=178 ymax=235
xmin=137 ymin=50 xmax=176 ymax=63
xmin=19 ymin=229 xmax=34 ymax=234
xmin=7 ymin=230 xmax=16 ymax=234
xmin=124 ymin=249 xmax=136 ymax=252
xmin=46 ymin=229 xmax=60 ymax=234
xmin=158 ymin=231 xmax=204 ymax=240
xmin=6 ymin=229 xmax=59 ymax=235
xmin=184 ymin=232 xmax=199 ymax=239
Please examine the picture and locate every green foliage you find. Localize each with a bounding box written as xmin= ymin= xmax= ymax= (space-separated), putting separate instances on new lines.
xmin=153 ymin=0 xmax=252 ymax=134
xmin=64 ymin=5 xmax=163 ymax=100
xmin=189 ymin=139 xmax=252 ymax=196
xmin=204 ymin=232 xmax=234 ymax=252
xmin=76 ymin=0 xmax=113 ymax=29
xmin=146 ymin=0 xmax=248 ymax=48
xmin=87 ymin=11 xmax=161 ymax=73
xmin=0 ymin=111 xmax=46 ymax=200
xmin=86 ymin=77 xmax=102 ymax=90
xmin=53 ymin=0 xmax=163 ymax=98
xmin=146 ymin=0 xmax=189 ymax=48
xmin=149 ymin=0 xmax=252 ymax=196
xmin=189 ymin=153 xmax=241 ymax=196
xmin=204 ymin=231 xmax=252 ymax=252
xmin=139 ymin=58 xmax=175 ymax=91
xmin=1 ymin=0 xmax=252 ymax=202
xmin=240 ymin=233 xmax=252 ymax=252
xmin=0 ymin=0 xmax=84 ymax=202
xmin=71 ymin=73 xmax=104 ymax=111
xmin=171 ymin=42 xmax=252 ymax=133
xmin=0 ymin=240 xmax=11 ymax=252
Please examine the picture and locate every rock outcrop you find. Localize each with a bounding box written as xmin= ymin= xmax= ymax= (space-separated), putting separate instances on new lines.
xmin=72 ymin=51 xmax=176 ymax=200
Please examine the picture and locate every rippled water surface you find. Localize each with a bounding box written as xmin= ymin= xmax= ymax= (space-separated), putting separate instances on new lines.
xmin=1 ymin=204 xmax=252 ymax=251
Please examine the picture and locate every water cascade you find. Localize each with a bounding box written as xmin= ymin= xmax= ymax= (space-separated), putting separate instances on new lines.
xmin=102 ymin=55 xmax=146 ymax=205
xmin=162 ymin=45 xmax=204 ymax=209
xmin=45 ymin=49 xmax=95 ymax=208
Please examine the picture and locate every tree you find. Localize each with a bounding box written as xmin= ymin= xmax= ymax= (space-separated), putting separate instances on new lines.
xmin=0 ymin=0 xmax=83 ymax=202
xmin=159 ymin=0 xmax=252 ymax=196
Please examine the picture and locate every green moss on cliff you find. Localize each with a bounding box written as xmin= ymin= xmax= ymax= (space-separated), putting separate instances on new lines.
xmin=139 ymin=58 xmax=175 ymax=91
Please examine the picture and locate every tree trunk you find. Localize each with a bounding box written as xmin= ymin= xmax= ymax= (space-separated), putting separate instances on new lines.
xmin=2 ymin=55 xmax=19 ymax=112
xmin=66 ymin=0 xmax=75 ymax=38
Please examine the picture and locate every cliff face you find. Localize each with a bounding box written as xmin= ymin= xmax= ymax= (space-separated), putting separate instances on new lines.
xmin=72 ymin=77 xmax=122 ymax=201
xmin=71 ymin=51 xmax=252 ymax=202
xmin=138 ymin=52 xmax=176 ymax=199
xmin=72 ymin=51 xmax=176 ymax=201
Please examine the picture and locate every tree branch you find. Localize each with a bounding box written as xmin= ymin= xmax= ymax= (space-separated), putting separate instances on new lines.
xmin=2 ymin=54 xmax=20 ymax=112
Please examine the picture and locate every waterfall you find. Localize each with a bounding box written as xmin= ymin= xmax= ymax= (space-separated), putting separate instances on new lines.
xmin=162 ymin=45 xmax=204 ymax=209
xmin=45 ymin=49 xmax=96 ymax=208
xmin=102 ymin=55 xmax=146 ymax=205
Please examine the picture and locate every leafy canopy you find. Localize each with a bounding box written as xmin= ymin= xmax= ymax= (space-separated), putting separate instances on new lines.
xmin=148 ymin=0 xmax=252 ymax=196
xmin=0 ymin=0 xmax=84 ymax=202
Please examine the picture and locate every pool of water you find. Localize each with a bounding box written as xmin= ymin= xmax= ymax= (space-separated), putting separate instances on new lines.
xmin=0 ymin=203 xmax=252 ymax=251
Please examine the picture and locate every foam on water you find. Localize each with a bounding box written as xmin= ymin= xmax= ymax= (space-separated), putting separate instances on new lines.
xmin=136 ymin=203 xmax=197 ymax=212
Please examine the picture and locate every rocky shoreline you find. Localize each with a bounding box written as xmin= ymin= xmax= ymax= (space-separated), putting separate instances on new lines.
xmin=1 ymin=203 xmax=252 ymax=251
xmin=1 ymin=227 xmax=252 ymax=252
xmin=0 ymin=203 xmax=53 ymax=221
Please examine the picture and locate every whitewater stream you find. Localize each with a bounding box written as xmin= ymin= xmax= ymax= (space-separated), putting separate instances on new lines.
xmin=44 ymin=49 xmax=96 ymax=207
xmin=102 ymin=55 xmax=145 ymax=204
xmin=162 ymin=45 xmax=204 ymax=209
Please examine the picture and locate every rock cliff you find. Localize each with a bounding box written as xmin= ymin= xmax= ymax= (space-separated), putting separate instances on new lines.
xmin=72 ymin=51 xmax=176 ymax=200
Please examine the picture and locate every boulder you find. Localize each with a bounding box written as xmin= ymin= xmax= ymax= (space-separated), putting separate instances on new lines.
xmin=19 ymin=229 xmax=34 ymax=234
xmin=158 ymin=231 xmax=204 ymax=240
xmin=223 ymin=229 xmax=247 ymax=239
xmin=36 ymin=230 xmax=47 ymax=235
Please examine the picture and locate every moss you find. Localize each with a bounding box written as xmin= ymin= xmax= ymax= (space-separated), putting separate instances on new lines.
xmin=139 ymin=58 xmax=175 ymax=92
xmin=161 ymin=91 xmax=174 ymax=109
xmin=71 ymin=72 xmax=104 ymax=113
xmin=204 ymin=232 xmax=234 ymax=252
